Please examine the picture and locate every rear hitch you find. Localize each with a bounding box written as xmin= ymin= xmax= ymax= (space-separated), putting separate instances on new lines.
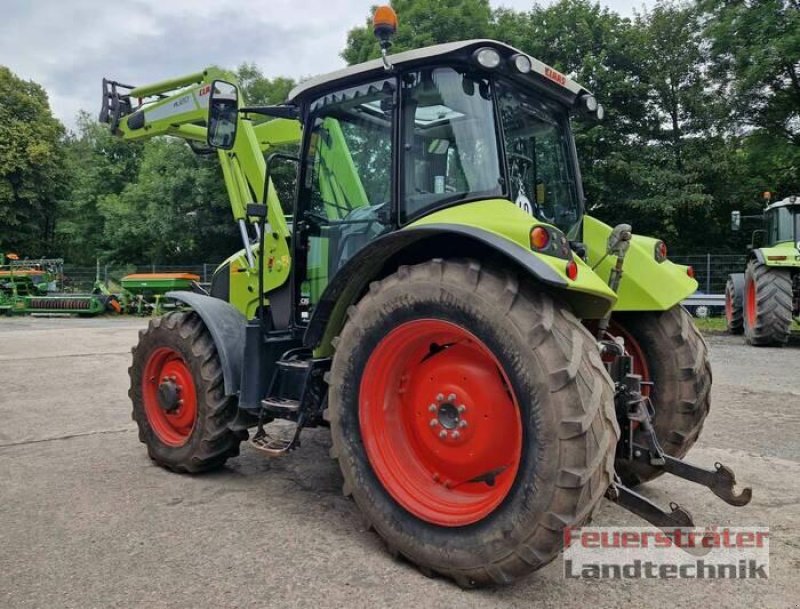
xmin=606 ymin=480 xmax=694 ymax=529
xmin=603 ymin=341 xmax=751 ymax=533
xmin=632 ymin=451 xmax=753 ymax=507
xmin=613 ymin=368 xmax=752 ymax=507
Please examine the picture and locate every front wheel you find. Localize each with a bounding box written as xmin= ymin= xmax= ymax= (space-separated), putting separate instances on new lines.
xmin=725 ymin=274 xmax=744 ymax=335
xmin=129 ymin=311 xmax=243 ymax=472
xmin=327 ymin=260 xmax=619 ymax=587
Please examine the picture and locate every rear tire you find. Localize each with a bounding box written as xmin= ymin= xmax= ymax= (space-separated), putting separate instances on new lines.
xmin=609 ymin=306 xmax=711 ymax=486
xmin=129 ymin=311 xmax=242 ymax=473
xmin=725 ymin=274 xmax=744 ymax=334
xmin=327 ymin=259 xmax=619 ymax=587
xmin=743 ymin=260 xmax=792 ymax=346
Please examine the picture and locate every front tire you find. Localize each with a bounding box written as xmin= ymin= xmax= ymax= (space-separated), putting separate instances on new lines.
xmin=725 ymin=274 xmax=744 ymax=334
xmin=129 ymin=311 xmax=242 ymax=472
xmin=607 ymin=306 xmax=711 ymax=486
xmin=327 ymin=260 xmax=618 ymax=587
xmin=743 ymin=260 xmax=792 ymax=346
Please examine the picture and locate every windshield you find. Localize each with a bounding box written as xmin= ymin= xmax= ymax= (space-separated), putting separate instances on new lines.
xmin=497 ymin=81 xmax=582 ymax=234
xmin=767 ymin=207 xmax=800 ymax=244
xmin=400 ymin=68 xmax=503 ymax=222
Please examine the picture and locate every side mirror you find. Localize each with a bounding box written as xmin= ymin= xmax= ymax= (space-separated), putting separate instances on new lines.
xmin=207 ymin=80 xmax=239 ymax=150
xmin=731 ymin=210 xmax=741 ymax=232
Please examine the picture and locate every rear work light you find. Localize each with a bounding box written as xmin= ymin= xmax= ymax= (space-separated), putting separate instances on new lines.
xmin=529 ymin=225 xmax=570 ymax=260
xmin=687 ymin=266 xmax=695 ymax=278
xmin=474 ymin=47 xmax=501 ymax=69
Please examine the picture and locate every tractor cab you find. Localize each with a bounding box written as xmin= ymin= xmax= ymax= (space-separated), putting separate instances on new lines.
xmin=763 ymin=196 xmax=800 ymax=248
xmin=208 ymin=38 xmax=607 ymax=326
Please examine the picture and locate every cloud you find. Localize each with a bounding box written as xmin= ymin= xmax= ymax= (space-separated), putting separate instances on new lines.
xmin=0 ymin=0 xmax=648 ymax=131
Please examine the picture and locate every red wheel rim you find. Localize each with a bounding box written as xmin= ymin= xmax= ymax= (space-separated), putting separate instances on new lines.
xmin=746 ymin=278 xmax=757 ymax=328
xmin=599 ymin=320 xmax=651 ymax=396
xmin=142 ymin=347 xmax=198 ymax=447
xmin=359 ymin=319 xmax=523 ymax=527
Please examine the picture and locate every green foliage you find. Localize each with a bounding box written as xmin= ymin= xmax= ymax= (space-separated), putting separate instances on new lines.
xmin=5 ymin=0 xmax=800 ymax=266
xmin=703 ymin=0 xmax=800 ymax=146
xmin=0 ymin=66 xmax=66 ymax=256
xmin=98 ymin=139 xmax=233 ymax=264
xmin=55 ymin=111 xmax=143 ymax=264
xmin=342 ymin=0 xmax=493 ymax=64
xmin=236 ymin=63 xmax=296 ymax=106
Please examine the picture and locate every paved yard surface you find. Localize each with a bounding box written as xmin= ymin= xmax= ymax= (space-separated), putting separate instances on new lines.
xmin=1 ymin=317 xmax=798 ymax=608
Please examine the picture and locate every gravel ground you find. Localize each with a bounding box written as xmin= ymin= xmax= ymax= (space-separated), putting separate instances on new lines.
xmin=0 ymin=317 xmax=798 ymax=608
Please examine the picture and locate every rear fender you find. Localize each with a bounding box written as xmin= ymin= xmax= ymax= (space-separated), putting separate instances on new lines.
xmin=753 ymin=244 xmax=800 ymax=268
xmin=304 ymin=223 xmax=616 ymax=356
xmin=583 ymin=216 xmax=697 ymax=311
xmin=166 ymin=291 xmax=245 ymax=396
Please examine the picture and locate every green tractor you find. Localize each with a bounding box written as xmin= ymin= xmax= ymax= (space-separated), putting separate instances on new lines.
xmin=726 ymin=194 xmax=800 ymax=346
xmin=101 ymin=7 xmax=750 ymax=587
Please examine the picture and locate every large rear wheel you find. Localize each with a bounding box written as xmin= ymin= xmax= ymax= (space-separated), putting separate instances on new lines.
xmin=605 ymin=306 xmax=711 ymax=486
xmin=327 ymin=259 xmax=619 ymax=587
xmin=129 ymin=311 xmax=243 ymax=472
xmin=743 ymin=260 xmax=792 ymax=346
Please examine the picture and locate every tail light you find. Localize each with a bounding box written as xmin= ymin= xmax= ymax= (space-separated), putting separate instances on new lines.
xmin=654 ymin=241 xmax=667 ymax=263
xmin=566 ymin=260 xmax=579 ymax=281
xmin=529 ymin=225 xmax=570 ymax=260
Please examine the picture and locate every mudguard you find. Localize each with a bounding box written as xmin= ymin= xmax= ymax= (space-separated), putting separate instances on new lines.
xmin=166 ymin=291 xmax=245 ymax=396
xmin=753 ymin=244 xmax=800 ymax=268
xmin=582 ymin=216 xmax=698 ymax=311
xmin=304 ymin=219 xmax=616 ymax=355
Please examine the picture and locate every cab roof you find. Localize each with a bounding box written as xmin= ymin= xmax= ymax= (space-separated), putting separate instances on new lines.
xmin=765 ymin=195 xmax=799 ymax=212
xmin=287 ymin=39 xmax=591 ymax=107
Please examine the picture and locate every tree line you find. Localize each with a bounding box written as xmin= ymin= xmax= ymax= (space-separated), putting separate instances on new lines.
xmin=0 ymin=0 xmax=797 ymax=265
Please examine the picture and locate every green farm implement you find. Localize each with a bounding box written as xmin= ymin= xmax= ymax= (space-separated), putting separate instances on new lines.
xmin=100 ymin=6 xmax=750 ymax=587
xmin=727 ymin=193 xmax=800 ymax=345
xmin=117 ymin=272 xmax=203 ymax=315
xmin=0 ymin=255 xmax=105 ymax=316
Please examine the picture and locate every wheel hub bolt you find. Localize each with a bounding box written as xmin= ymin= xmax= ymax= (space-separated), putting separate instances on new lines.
xmin=457 ymin=404 xmax=466 ymax=414
xmin=451 ymin=430 xmax=461 ymax=440
xmin=436 ymin=393 xmax=445 ymax=402
xmin=439 ymin=430 xmax=447 ymax=439
xmin=428 ymin=403 xmax=437 ymax=413
xmin=458 ymin=420 xmax=467 ymax=428
xmin=429 ymin=419 xmax=439 ymax=427
xmin=447 ymin=393 xmax=456 ymax=402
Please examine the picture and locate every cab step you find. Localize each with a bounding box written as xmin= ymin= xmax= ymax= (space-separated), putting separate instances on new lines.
xmin=260 ymin=396 xmax=300 ymax=415
xmin=249 ymin=421 xmax=300 ymax=456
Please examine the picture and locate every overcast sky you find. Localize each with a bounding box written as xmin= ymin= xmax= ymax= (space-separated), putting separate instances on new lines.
xmin=1 ymin=0 xmax=648 ymax=131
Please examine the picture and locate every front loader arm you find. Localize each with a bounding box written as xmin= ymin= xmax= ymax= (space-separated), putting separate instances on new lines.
xmin=100 ymin=68 xmax=300 ymax=242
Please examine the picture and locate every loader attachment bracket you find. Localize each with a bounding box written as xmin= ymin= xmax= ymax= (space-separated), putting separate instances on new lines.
xmin=100 ymin=78 xmax=134 ymax=132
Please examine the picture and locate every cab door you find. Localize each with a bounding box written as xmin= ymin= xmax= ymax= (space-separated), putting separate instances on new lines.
xmin=293 ymin=78 xmax=397 ymax=323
